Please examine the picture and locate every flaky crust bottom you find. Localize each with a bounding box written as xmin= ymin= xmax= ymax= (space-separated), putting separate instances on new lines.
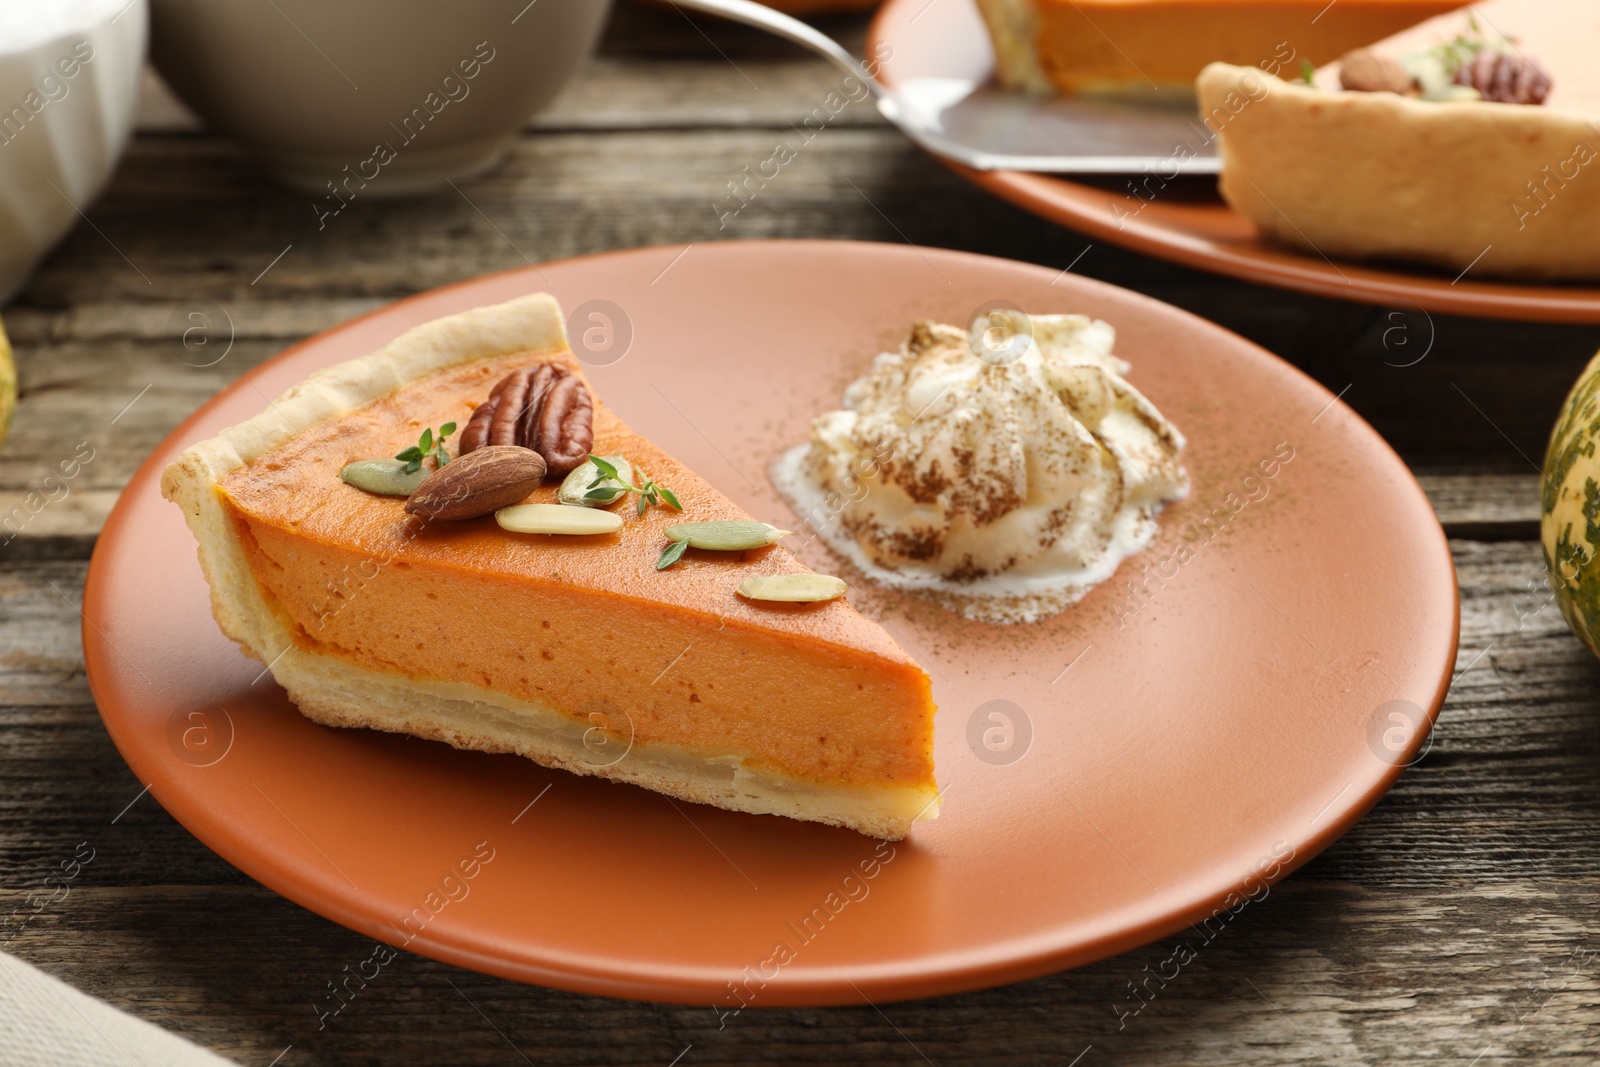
xmin=279 ymin=648 xmax=936 ymax=840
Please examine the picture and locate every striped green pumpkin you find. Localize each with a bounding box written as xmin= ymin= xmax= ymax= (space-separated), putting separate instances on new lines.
xmin=1542 ymin=349 xmax=1600 ymax=656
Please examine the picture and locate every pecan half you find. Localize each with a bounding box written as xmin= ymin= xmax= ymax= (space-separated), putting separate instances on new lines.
xmin=531 ymin=374 xmax=594 ymax=476
xmin=515 ymin=363 xmax=566 ymax=451
xmin=404 ymin=445 xmax=547 ymax=520
xmin=459 ymin=363 xmax=593 ymax=478
xmin=1455 ymin=48 xmax=1551 ymax=105
xmin=457 ymin=393 xmax=499 ymax=454
xmin=458 ymin=369 xmax=522 ymax=453
xmin=487 ymin=369 xmax=534 ymax=447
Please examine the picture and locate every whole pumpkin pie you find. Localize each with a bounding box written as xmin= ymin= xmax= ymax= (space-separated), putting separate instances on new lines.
xmin=977 ymin=0 xmax=1468 ymax=94
xmin=1197 ymin=0 xmax=1600 ymax=279
xmin=162 ymin=294 xmax=940 ymax=839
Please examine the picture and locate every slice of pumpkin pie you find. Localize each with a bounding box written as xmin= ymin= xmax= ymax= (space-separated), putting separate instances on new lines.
xmin=162 ymin=294 xmax=940 ymax=839
xmin=1197 ymin=0 xmax=1600 ymax=279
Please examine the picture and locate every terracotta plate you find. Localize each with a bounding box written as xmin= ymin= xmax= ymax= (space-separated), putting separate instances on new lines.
xmin=84 ymin=240 xmax=1457 ymax=1006
xmin=867 ymin=0 xmax=1600 ymax=325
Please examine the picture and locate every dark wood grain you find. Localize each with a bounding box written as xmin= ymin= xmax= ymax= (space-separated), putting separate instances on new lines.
xmin=1 ymin=2 xmax=1597 ymax=1063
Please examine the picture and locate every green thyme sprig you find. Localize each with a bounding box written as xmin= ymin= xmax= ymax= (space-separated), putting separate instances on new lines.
xmin=656 ymin=539 xmax=688 ymax=570
xmin=396 ymin=422 xmax=456 ymax=474
xmin=1430 ymin=16 xmax=1515 ymax=77
xmin=1298 ymin=59 xmax=1315 ymax=85
xmin=585 ymin=455 xmax=683 ymax=518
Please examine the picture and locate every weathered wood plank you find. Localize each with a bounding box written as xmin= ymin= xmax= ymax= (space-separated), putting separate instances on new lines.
xmin=1414 ymin=473 xmax=1541 ymax=541
xmin=138 ymin=54 xmax=894 ymax=136
xmin=0 ymin=880 xmax=1594 ymax=1066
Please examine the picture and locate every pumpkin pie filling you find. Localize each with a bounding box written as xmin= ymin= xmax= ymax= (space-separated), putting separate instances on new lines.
xmin=166 ymin=296 xmax=939 ymax=838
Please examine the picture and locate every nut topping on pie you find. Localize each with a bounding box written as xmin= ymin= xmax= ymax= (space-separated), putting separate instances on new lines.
xmin=404 ymin=444 xmax=546 ymax=519
xmin=1339 ymin=48 xmax=1417 ymax=94
xmin=492 ymin=362 xmax=560 ymax=448
xmin=459 ymin=362 xmax=595 ymax=476
xmin=535 ymin=375 xmax=596 ymax=475
xmin=1454 ymin=47 xmax=1551 ymax=104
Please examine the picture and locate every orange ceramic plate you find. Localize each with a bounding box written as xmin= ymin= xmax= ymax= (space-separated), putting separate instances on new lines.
xmin=83 ymin=241 xmax=1457 ymax=1005
xmin=868 ymin=0 xmax=1600 ymax=325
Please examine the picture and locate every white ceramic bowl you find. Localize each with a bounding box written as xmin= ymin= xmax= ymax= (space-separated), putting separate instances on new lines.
xmin=0 ymin=0 xmax=147 ymax=303
xmin=149 ymin=0 xmax=613 ymax=196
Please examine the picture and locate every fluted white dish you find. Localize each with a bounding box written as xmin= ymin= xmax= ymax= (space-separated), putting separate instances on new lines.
xmin=0 ymin=0 xmax=148 ymax=303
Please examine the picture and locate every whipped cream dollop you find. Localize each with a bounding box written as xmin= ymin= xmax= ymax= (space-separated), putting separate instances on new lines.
xmin=772 ymin=313 xmax=1188 ymax=623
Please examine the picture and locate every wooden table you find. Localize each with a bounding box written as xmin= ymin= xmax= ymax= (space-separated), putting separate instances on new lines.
xmin=4 ymin=4 xmax=1598 ymax=1063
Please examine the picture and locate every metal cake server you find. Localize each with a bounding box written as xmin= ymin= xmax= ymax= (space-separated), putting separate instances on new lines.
xmin=671 ymin=0 xmax=1221 ymax=175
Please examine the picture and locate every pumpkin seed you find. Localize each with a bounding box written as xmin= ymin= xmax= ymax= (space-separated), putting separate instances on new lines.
xmin=558 ymin=454 xmax=633 ymax=508
xmin=736 ymin=574 xmax=847 ymax=603
xmin=664 ymin=520 xmax=790 ymax=551
xmin=341 ymin=458 xmax=429 ymax=496
xmin=496 ymin=503 xmax=623 ymax=536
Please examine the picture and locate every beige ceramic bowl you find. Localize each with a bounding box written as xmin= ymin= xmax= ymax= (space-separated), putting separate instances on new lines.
xmin=149 ymin=0 xmax=611 ymax=195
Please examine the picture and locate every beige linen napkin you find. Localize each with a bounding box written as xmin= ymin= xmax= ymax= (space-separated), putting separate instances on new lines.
xmin=0 ymin=950 xmax=237 ymax=1066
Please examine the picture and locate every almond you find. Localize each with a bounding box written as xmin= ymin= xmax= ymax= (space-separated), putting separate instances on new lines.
xmin=404 ymin=445 xmax=546 ymax=520
xmin=1338 ymin=49 xmax=1416 ymax=95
